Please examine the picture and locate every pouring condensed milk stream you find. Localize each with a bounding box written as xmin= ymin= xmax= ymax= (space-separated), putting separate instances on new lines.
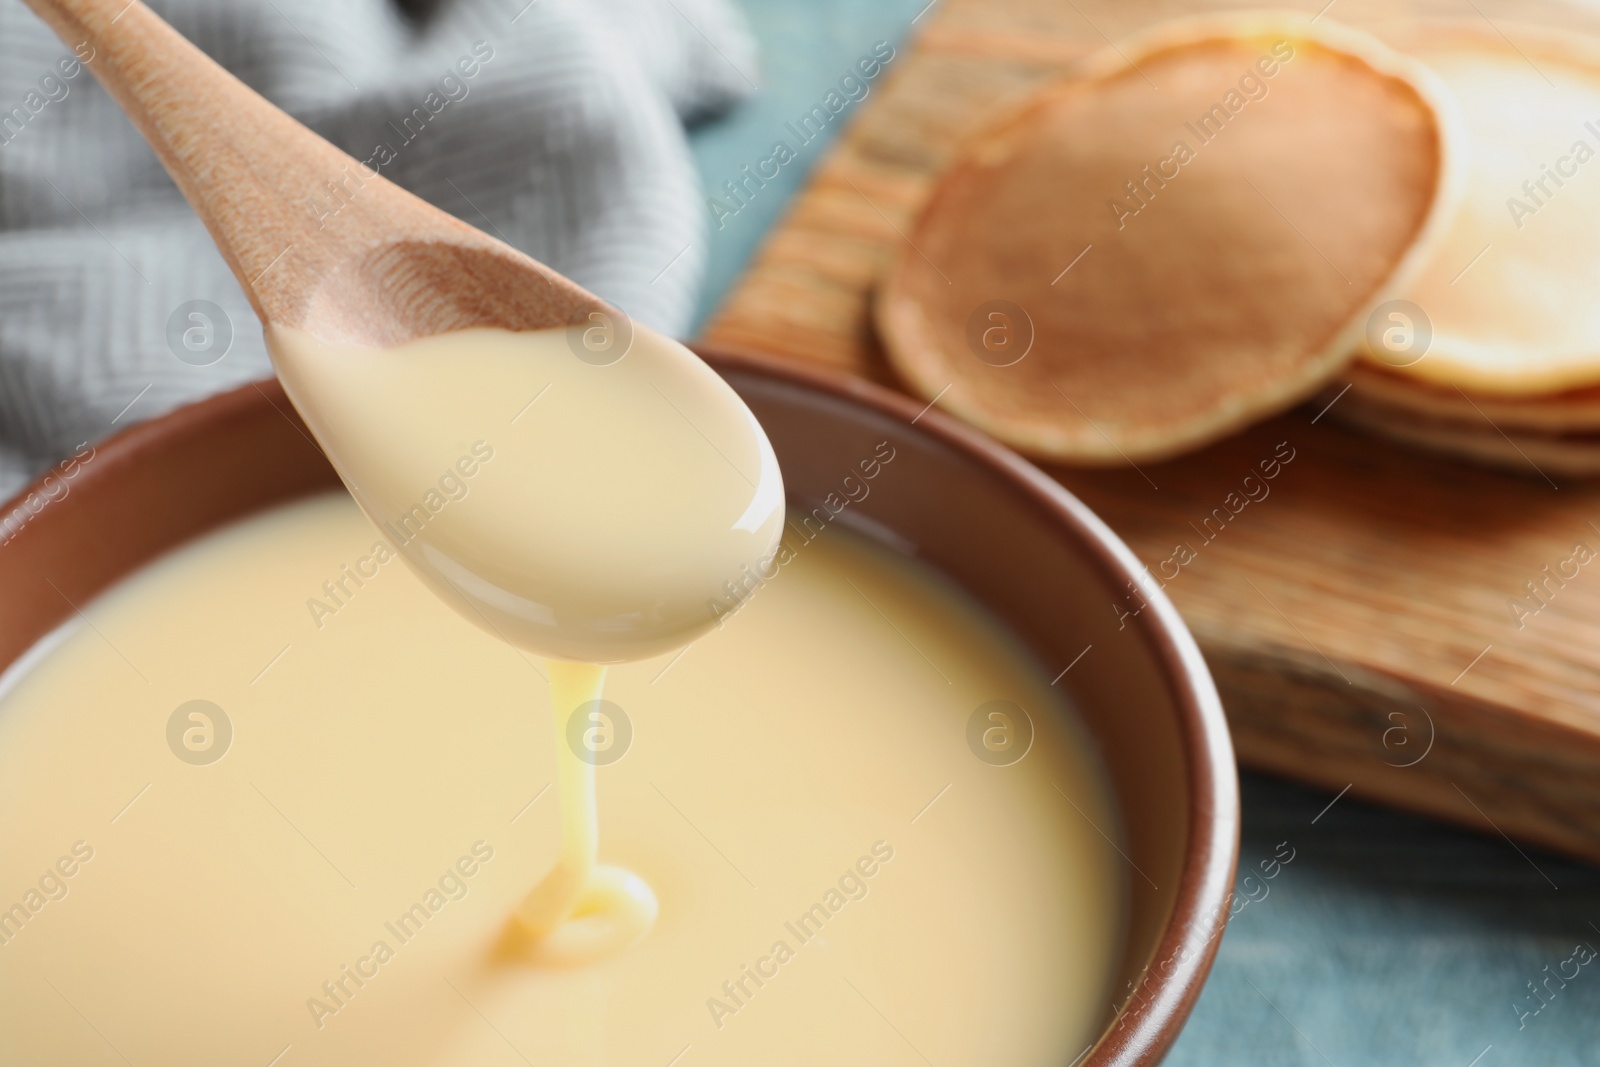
xmin=21 ymin=0 xmax=785 ymax=964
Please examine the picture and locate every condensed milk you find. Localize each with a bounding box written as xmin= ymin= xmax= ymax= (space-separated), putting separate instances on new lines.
xmin=0 ymin=491 xmax=1125 ymax=1065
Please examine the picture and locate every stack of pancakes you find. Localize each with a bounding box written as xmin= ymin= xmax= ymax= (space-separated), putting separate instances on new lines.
xmin=876 ymin=14 xmax=1600 ymax=476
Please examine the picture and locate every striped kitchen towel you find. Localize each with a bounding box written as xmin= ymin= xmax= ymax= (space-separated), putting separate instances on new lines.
xmin=0 ymin=0 xmax=756 ymax=497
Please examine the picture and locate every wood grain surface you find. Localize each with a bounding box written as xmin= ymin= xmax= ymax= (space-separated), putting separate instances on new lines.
xmin=701 ymin=0 xmax=1600 ymax=863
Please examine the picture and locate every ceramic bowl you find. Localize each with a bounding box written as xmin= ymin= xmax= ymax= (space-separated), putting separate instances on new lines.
xmin=0 ymin=349 xmax=1238 ymax=1065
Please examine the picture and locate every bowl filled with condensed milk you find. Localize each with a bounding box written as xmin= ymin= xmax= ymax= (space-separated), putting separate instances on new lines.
xmin=0 ymin=348 xmax=1237 ymax=1065
xmin=0 ymin=0 xmax=1237 ymax=1063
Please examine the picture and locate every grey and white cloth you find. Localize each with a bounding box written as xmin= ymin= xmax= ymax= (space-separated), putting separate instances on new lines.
xmin=0 ymin=0 xmax=755 ymax=497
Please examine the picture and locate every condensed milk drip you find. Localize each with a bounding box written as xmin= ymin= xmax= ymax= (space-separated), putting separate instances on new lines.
xmin=513 ymin=660 xmax=659 ymax=963
xmin=267 ymin=323 xmax=786 ymax=964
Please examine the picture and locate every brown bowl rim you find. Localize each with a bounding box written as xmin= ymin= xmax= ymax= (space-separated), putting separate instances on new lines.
xmin=0 ymin=347 xmax=1239 ymax=1065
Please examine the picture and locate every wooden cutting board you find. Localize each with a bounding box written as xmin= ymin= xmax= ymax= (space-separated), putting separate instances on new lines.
xmin=701 ymin=0 xmax=1600 ymax=866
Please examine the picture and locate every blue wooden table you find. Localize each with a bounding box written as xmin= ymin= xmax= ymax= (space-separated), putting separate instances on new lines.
xmin=687 ymin=4 xmax=1600 ymax=1062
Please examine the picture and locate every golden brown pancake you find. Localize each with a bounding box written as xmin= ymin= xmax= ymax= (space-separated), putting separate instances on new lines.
xmin=877 ymin=14 xmax=1463 ymax=465
xmin=1348 ymin=360 xmax=1600 ymax=433
xmin=1361 ymin=24 xmax=1600 ymax=397
xmin=1328 ymin=385 xmax=1600 ymax=479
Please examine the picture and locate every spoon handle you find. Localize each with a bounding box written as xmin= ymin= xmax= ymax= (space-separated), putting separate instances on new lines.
xmin=20 ymin=0 xmax=379 ymax=322
xmin=19 ymin=0 xmax=596 ymax=339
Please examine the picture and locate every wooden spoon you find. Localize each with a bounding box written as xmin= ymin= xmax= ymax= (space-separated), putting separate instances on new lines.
xmin=22 ymin=0 xmax=609 ymax=347
xmin=20 ymin=0 xmax=789 ymax=672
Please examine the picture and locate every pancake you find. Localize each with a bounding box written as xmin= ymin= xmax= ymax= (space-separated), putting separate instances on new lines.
xmin=1362 ymin=25 xmax=1600 ymax=396
xmin=1349 ymin=360 xmax=1600 ymax=433
xmin=876 ymin=14 xmax=1464 ymax=465
xmin=1326 ymin=382 xmax=1600 ymax=478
